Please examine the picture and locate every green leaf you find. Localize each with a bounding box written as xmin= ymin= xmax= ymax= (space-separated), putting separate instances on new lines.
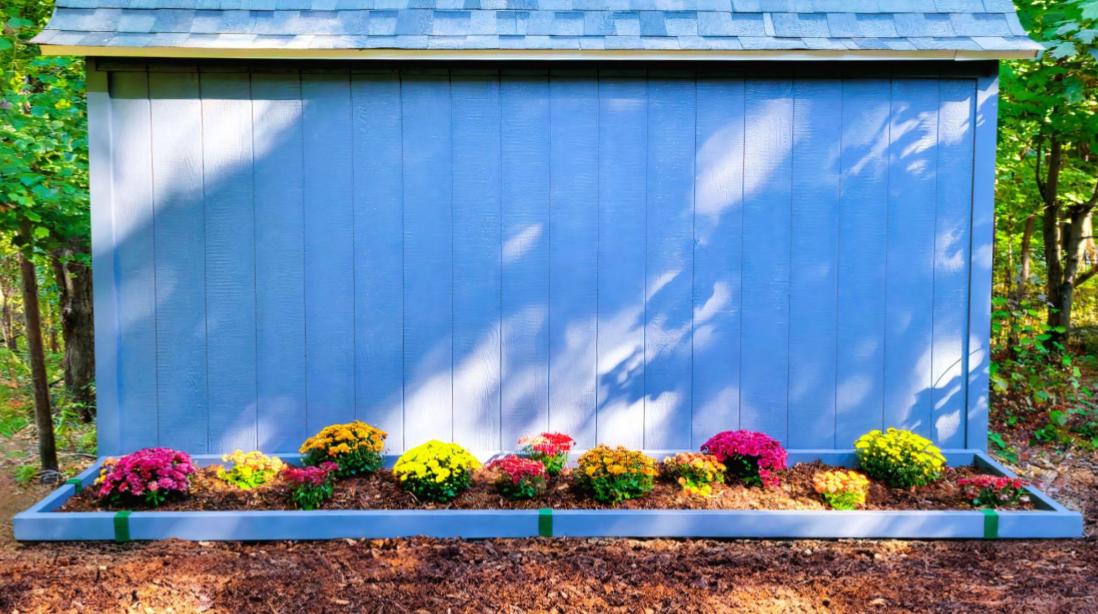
xmin=1083 ymin=1 xmax=1098 ymax=20
xmin=1048 ymin=40 xmax=1077 ymax=59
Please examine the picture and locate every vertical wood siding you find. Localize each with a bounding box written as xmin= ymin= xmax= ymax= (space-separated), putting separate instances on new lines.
xmin=100 ymin=66 xmax=979 ymax=454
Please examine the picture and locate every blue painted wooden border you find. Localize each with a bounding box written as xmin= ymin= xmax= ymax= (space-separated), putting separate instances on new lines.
xmin=14 ymin=449 xmax=1081 ymax=541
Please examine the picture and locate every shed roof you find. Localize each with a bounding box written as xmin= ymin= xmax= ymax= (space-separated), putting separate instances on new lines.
xmin=34 ymin=0 xmax=1042 ymax=60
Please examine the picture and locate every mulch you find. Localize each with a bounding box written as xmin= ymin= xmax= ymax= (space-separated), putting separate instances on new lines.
xmin=1 ymin=533 xmax=1095 ymax=612
xmin=59 ymin=463 xmax=1015 ymax=513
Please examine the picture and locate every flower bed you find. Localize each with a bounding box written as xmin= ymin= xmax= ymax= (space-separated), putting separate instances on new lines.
xmin=13 ymin=425 xmax=1083 ymax=541
xmin=59 ymin=460 xmax=1017 ymax=513
xmin=15 ymin=449 xmax=1082 ymax=541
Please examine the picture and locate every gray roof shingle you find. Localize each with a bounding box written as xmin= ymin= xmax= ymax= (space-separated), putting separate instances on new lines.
xmin=33 ymin=0 xmax=1041 ymax=56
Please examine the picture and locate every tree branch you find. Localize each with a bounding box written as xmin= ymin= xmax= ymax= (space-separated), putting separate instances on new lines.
xmin=1086 ymin=177 xmax=1098 ymax=209
xmin=1076 ymin=265 xmax=1098 ymax=287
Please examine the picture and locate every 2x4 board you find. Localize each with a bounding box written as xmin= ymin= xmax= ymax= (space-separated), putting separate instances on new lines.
xmin=14 ymin=450 xmax=1082 ymax=541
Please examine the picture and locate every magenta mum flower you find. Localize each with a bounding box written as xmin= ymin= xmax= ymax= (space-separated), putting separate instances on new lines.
xmin=700 ymin=430 xmax=787 ymax=488
xmin=95 ymin=448 xmax=196 ymax=507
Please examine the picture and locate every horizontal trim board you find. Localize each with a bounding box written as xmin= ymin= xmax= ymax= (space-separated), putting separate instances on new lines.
xmin=14 ymin=450 xmax=1082 ymax=541
xmin=44 ymin=45 xmax=1037 ymax=61
xmin=90 ymin=58 xmax=1000 ymax=78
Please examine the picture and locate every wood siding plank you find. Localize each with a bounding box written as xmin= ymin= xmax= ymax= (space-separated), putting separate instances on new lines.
xmin=548 ymin=69 xmax=598 ymax=448
xmin=109 ymin=71 xmax=159 ymax=451
xmin=302 ymin=71 xmax=356 ymax=433
xmin=968 ymin=72 xmax=999 ymax=450
xmin=835 ymin=79 xmax=891 ymax=447
xmin=149 ymin=71 xmax=207 ymax=452
xmin=148 ymin=73 xmax=207 ymax=452
xmin=201 ymin=71 xmax=258 ymax=452
xmin=500 ymin=71 xmax=551 ymax=446
xmin=252 ymin=71 xmax=307 ymax=453
xmin=692 ymin=77 xmax=744 ymax=445
xmin=88 ymin=64 xmax=121 ymax=455
xmin=644 ymin=76 xmax=695 ymax=450
xmin=351 ymin=72 xmax=405 ymax=449
xmin=740 ymin=79 xmax=793 ymax=444
xmin=933 ymin=79 xmax=976 ymax=448
xmin=401 ymin=72 xmax=454 ymax=446
xmin=788 ymin=79 xmax=842 ymax=448
xmin=596 ymin=73 xmax=647 ymax=448
xmin=884 ymin=79 xmax=939 ymax=439
xmin=451 ymin=69 xmax=503 ymax=452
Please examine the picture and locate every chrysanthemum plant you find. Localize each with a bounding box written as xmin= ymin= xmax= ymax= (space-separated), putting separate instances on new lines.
xmin=957 ymin=475 xmax=1030 ymax=508
xmin=575 ymin=445 xmax=658 ymax=504
xmin=95 ymin=448 xmax=197 ymax=508
xmin=392 ymin=441 xmax=481 ymax=503
xmin=854 ymin=428 xmax=945 ymax=489
xmin=812 ymin=469 xmax=870 ymax=510
xmin=700 ymin=430 xmax=788 ymax=488
xmin=485 ymin=454 xmax=547 ymax=500
xmin=299 ymin=421 xmax=387 ymax=478
xmin=517 ymin=432 xmax=575 ymax=477
xmin=216 ymin=450 xmax=284 ymax=490
xmin=282 ymin=462 xmax=339 ymax=510
xmin=661 ymin=452 xmax=724 ymax=497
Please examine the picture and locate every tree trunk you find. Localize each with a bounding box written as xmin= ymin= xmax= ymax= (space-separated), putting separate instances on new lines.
xmin=0 ymin=276 xmax=17 ymax=351
xmin=1014 ymin=214 xmax=1035 ymax=304
xmin=47 ymin=322 xmax=59 ymax=354
xmin=20 ymin=252 xmax=58 ymax=481
xmin=1007 ymin=214 xmax=1036 ymax=358
xmin=51 ymin=251 xmax=95 ymax=420
xmin=1041 ymin=139 xmax=1065 ymax=333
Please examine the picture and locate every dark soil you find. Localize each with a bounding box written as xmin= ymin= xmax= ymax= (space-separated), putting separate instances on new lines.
xmin=59 ymin=462 xmax=1019 ymax=513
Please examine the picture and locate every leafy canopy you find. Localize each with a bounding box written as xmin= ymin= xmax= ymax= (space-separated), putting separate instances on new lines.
xmin=1 ymin=0 xmax=88 ymax=254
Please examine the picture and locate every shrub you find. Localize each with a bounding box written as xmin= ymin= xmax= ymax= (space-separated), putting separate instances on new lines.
xmin=661 ymin=452 xmax=724 ymax=497
xmin=854 ymin=428 xmax=946 ymax=488
xmin=700 ymin=430 xmax=787 ymax=488
xmin=216 ymin=450 xmax=284 ymax=490
xmin=94 ymin=448 xmax=196 ymax=508
xmin=575 ymin=445 xmax=658 ymax=504
xmin=393 ymin=440 xmax=480 ymax=503
xmin=282 ymin=462 xmax=339 ymax=510
xmin=517 ymin=432 xmax=575 ymax=476
xmin=957 ymin=475 xmax=1030 ymax=508
xmin=485 ymin=454 xmax=547 ymax=500
xmin=299 ymin=421 xmax=387 ymax=477
xmin=812 ymin=469 xmax=870 ymax=510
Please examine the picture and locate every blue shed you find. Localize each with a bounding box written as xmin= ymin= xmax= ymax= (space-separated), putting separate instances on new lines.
xmin=36 ymin=0 xmax=1039 ymax=458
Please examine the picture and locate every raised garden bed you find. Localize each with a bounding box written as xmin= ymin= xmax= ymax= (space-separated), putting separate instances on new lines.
xmin=14 ymin=449 xmax=1082 ymax=541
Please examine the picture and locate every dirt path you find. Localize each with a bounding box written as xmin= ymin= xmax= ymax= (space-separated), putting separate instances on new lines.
xmin=2 ymin=449 xmax=1096 ymax=613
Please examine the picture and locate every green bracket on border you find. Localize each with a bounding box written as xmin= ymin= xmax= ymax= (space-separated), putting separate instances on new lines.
xmin=982 ymin=509 xmax=999 ymax=539
xmin=113 ymin=511 xmax=132 ymax=543
xmin=538 ymin=508 xmax=553 ymax=537
xmin=65 ymin=478 xmax=83 ymax=493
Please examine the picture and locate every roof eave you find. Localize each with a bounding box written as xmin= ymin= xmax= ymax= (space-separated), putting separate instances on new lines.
xmin=38 ymin=44 xmax=1039 ymax=61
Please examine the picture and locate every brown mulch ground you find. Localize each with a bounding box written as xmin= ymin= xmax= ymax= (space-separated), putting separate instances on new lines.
xmin=60 ymin=463 xmax=1004 ymax=513
xmin=2 ymin=451 xmax=1096 ymax=613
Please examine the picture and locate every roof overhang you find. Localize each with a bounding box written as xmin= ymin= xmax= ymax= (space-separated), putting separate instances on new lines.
xmin=39 ymin=45 xmax=1038 ymax=61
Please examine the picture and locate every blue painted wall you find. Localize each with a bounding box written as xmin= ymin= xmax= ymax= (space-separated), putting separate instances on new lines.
xmin=92 ymin=63 xmax=988 ymax=455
